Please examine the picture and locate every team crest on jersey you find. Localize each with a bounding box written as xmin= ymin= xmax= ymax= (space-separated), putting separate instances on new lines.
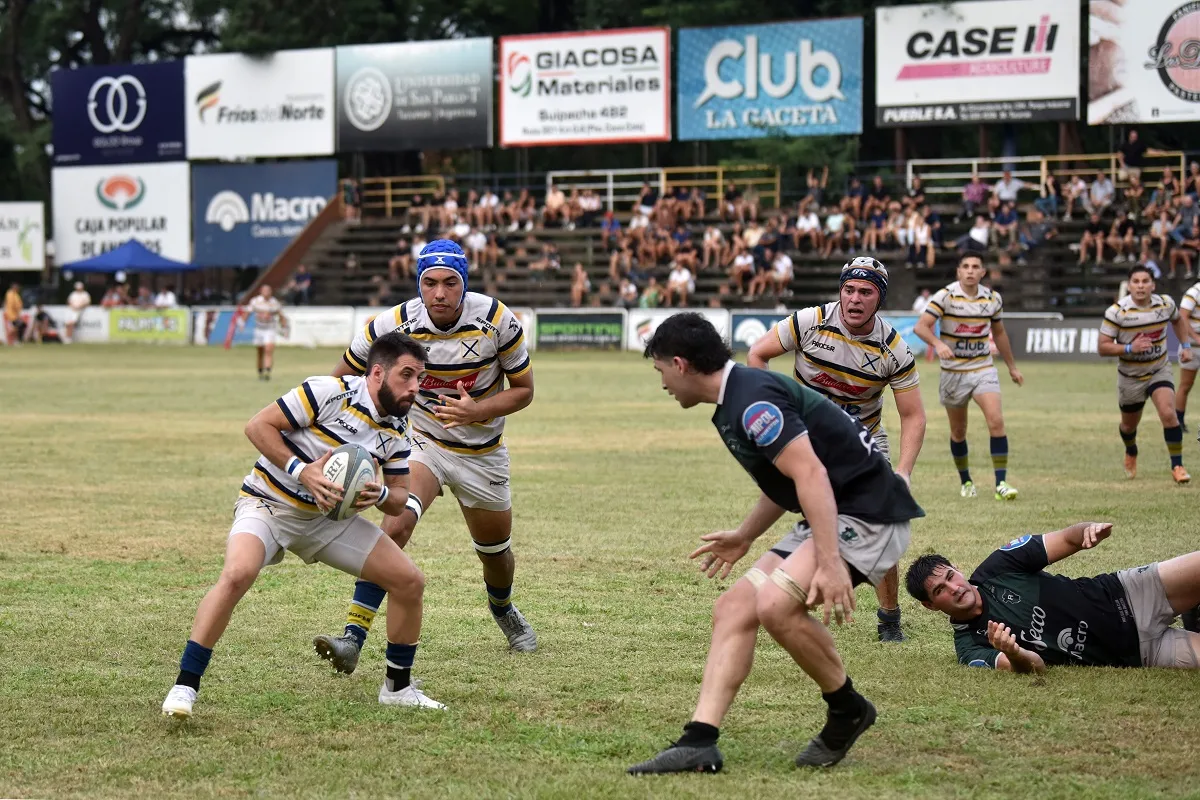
xmin=1001 ymin=534 xmax=1032 ymax=551
xmin=462 ymin=339 xmax=482 ymax=358
xmin=860 ymin=351 xmax=881 ymax=372
xmin=742 ymin=401 xmax=783 ymax=446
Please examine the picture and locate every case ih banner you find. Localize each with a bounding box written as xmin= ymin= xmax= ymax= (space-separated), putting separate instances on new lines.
xmin=499 ymin=28 xmax=671 ymax=147
xmin=51 ymin=61 xmax=186 ymax=166
xmin=875 ymin=0 xmax=1080 ymax=126
xmin=51 ymin=162 xmax=191 ymax=262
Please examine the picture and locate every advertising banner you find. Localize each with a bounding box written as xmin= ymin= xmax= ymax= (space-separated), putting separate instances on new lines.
xmin=336 ymin=38 xmax=493 ymax=151
xmin=1088 ymin=0 xmax=1200 ymax=124
xmin=192 ymin=161 xmax=337 ymax=267
xmin=535 ymin=310 xmax=625 ymax=350
xmin=52 ymin=162 xmax=191 ymax=262
xmin=185 ymin=49 xmax=335 ymax=159
xmin=109 ymin=307 xmax=190 ymax=343
xmin=196 ymin=305 xmax=355 ymax=347
xmin=500 ymin=28 xmax=671 ymax=147
xmin=0 ymin=202 xmax=45 ymax=270
xmin=875 ymin=0 xmax=1080 ymax=126
xmin=37 ymin=305 xmax=110 ymax=342
xmin=625 ymin=308 xmax=730 ymax=351
xmin=677 ymin=19 xmax=863 ymax=141
xmin=51 ymin=61 xmax=186 ymax=166
xmin=730 ymin=311 xmax=789 ymax=351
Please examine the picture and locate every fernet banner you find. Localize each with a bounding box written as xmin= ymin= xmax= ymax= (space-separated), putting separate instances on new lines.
xmin=677 ymin=19 xmax=863 ymax=140
xmin=500 ymin=28 xmax=671 ymax=146
xmin=1089 ymin=0 xmax=1200 ymax=124
xmin=875 ymin=0 xmax=1080 ymax=126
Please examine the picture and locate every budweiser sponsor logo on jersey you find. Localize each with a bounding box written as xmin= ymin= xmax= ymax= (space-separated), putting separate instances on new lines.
xmin=811 ymin=371 xmax=868 ymax=396
xmin=955 ymin=322 xmax=987 ymax=335
xmin=421 ymin=371 xmax=480 ymax=391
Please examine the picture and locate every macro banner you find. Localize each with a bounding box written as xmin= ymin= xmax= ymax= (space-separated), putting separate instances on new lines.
xmin=677 ymin=18 xmax=863 ymax=141
xmin=185 ymin=49 xmax=335 ymax=159
xmin=0 ymin=202 xmax=46 ymax=271
xmin=51 ymin=162 xmax=191 ymax=262
xmin=730 ymin=311 xmax=789 ymax=351
xmin=336 ymin=38 xmax=493 ymax=151
xmin=109 ymin=307 xmax=191 ymax=343
xmin=51 ymin=61 xmax=186 ymax=166
xmin=1088 ymin=0 xmax=1200 ymax=124
xmin=625 ymin=308 xmax=730 ymax=351
xmin=192 ymin=160 xmax=337 ymax=267
xmin=535 ymin=309 xmax=625 ymax=350
xmin=875 ymin=0 xmax=1080 ymax=126
xmin=499 ymin=28 xmax=671 ymax=147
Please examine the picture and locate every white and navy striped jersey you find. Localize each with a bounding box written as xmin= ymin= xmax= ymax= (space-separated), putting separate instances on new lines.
xmin=923 ymin=281 xmax=1004 ymax=372
xmin=1100 ymin=293 xmax=1179 ymax=379
xmin=239 ymin=375 xmax=411 ymax=513
xmin=342 ymin=292 xmax=531 ymax=455
xmin=773 ymin=302 xmax=919 ymax=435
xmin=247 ymin=295 xmax=284 ymax=332
xmin=1180 ymin=282 xmax=1200 ymax=337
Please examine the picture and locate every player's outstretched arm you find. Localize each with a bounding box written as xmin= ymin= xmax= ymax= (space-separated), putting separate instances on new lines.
xmin=990 ymin=321 xmax=1023 ymax=385
xmin=1041 ymin=522 xmax=1113 ymax=564
xmin=914 ymin=312 xmax=953 ymax=360
xmin=892 ymin=386 xmax=926 ymax=481
xmin=691 ymin=494 xmax=785 ymax=579
xmin=747 ymin=328 xmax=787 ymax=369
xmin=988 ymin=621 xmax=1047 ymax=674
xmin=244 ymin=402 xmax=343 ymax=512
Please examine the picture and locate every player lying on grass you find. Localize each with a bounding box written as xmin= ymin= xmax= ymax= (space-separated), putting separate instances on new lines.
xmin=629 ymin=313 xmax=924 ymax=775
xmin=162 ymin=331 xmax=446 ymax=719
xmin=907 ymin=522 xmax=1200 ymax=673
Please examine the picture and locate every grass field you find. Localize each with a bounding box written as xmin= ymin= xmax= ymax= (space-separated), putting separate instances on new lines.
xmin=2 ymin=344 xmax=1199 ymax=799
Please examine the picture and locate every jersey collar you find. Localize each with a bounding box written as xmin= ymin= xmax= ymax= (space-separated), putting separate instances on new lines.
xmin=716 ymin=360 xmax=737 ymax=405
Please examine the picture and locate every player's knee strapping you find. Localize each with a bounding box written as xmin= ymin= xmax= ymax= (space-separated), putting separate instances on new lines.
xmin=1165 ymin=425 xmax=1184 ymax=467
xmin=950 ymin=439 xmax=971 ymax=484
xmin=745 ymin=567 xmax=768 ymax=589
xmin=344 ymin=580 xmax=386 ymax=647
xmin=1120 ymin=425 xmax=1138 ymax=456
xmin=768 ymin=567 xmax=809 ymax=608
xmin=473 ymin=537 xmax=511 ymax=558
xmin=989 ymin=435 xmax=1008 ymax=484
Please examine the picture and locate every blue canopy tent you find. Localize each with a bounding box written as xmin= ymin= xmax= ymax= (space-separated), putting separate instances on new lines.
xmin=64 ymin=240 xmax=198 ymax=273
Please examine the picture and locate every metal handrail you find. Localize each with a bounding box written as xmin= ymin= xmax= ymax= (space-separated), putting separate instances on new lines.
xmin=545 ymin=165 xmax=780 ymax=212
xmin=908 ymin=152 xmax=1188 ymax=196
xmin=359 ymin=175 xmax=447 ymax=217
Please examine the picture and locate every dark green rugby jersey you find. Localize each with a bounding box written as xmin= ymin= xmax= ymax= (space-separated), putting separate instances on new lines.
xmin=711 ymin=363 xmax=924 ymax=524
xmin=951 ymin=534 xmax=1140 ymax=668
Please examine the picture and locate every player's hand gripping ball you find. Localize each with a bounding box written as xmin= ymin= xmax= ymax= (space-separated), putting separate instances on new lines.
xmin=321 ymin=444 xmax=378 ymax=521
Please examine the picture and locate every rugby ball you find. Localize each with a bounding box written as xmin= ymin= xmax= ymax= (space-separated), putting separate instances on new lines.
xmin=322 ymin=443 xmax=378 ymax=521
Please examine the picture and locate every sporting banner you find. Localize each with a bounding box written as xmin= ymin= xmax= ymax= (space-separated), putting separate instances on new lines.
xmin=875 ymin=0 xmax=1080 ymax=126
xmin=52 ymin=162 xmax=191 ymax=262
xmin=1088 ymin=0 xmax=1200 ymax=124
xmin=500 ymin=28 xmax=671 ymax=147
xmin=336 ymin=38 xmax=493 ymax=151
xmin=51 ymin=61 xmax=186 ymax=166
xmin=677 ymin=19 xmax=863 ymax=141
xmin=0 ymin=203 xmax=45 ymax=270
xmin=626 ymin=308 xmax=730 ymax=351
xmin=109 ymin=307 xmax=190 ymax=343
xmin=192 ymin=161 xmax=337 ymax=267
xmin=535 ymin=310 xmax=625 ymax=350
xmin=185 ymin=49 xmax=335 ymax=159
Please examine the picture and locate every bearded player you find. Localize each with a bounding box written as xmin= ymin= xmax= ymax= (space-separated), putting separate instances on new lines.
xmin=748 ymin=257 xmax=925 ymax=642
xmin=312 ymin=239 xmax=537 ymax=671
xmin=1098 ymin=265 xmax=1193 ymax=483
xmin=241 ymin=285 xmax=288 ymax=381
xmin=915 ymin=254 xmax=1023 ymax=500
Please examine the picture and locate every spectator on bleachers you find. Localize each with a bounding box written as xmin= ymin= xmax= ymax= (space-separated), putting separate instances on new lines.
xmin=768 ymin=249 xmax=794 ymax=298
xmin=865 ymin=175 xmax=890 ymax=216
xmin=862 ymin=203 xmax=887 ymax=253
xmin=1063 ymin=174 xmax=1089 ymax=221
xmin=903 ymin=175 xmax=926 ymax=212
xmin=439 ymin=189 xmax=460 ymax=230
xmin=895 ymin=207 xmax=916 ymax=252
xmin=743 ymin=219 xmax=764 ymax=250
xmin=755 ymin=217 xmax=782 ymax=265
xmin=1143 ymin=167 xmax=1180 ymax=220
xmin=1107 ymin=210 xmax=1138 ymax=263
xmin=542 ymin=184 xmax=568 ymax=229
xmin=821 ymin=207 xmax=856 ymax=257
xmin=1117 ymin=129 xmax=1165 ymax=183
xmin=1079 ymin=212 xmax=1107 ymax=265
xmin=1035 ymin=172 xmax=1063 ymax=220
xmin=990 ymin=169 xmax=1025 ymax=214
xmin=1171 ymin=194 xmax=1200 ymax=248
xmin=367 ymin=274 xmax=391 ymax=307
xmin=154 ymin=284 xmax=178 ymax=308
xmin=639 ymin=276 xmax=663 ymax=307
xmin=452 ymin=216 xmax=471 ymax=242
xmin=618 ymin=277 xmax=639 ymax=308
xmin=529 ymin=242 xmax=561 ymax=279
xmin=912 ymin=288 xmax=931 ymax=314
xmin=1149 ymin=208 xmax=1173 ymax=262
xmin=344 ymin=252 xmax=359 ymax=272
xmin=741 ymin=184 xmax=761 ymax=223
xmin=907 ymin=212 xmax=933 ymax=269
xmin=1138 ymin=241 xmax=1164 ymax=279
xmin=959 ymin=174 xmax=988 ymax=223
xmin=477 ymin=188 xmax=499 ymax=229
xmin=729 ymin=243 xmax=755 ymax=296
xmin=637 ymin=182 xmax=659 ymax=218
xmin=665 ymin=262 xmax=694 ymax=307
xmin=600 ymin=211 xmax=622 ymax=251
xmin=133 ymin=286 xmax=152 ymax=307
xmin=721 ymin=181 xmax=744 ymax=223
xmin=923 ymin=204 xmax=944 ymax=250
xmin=101 ymin=285 xmax=128 ymax=308
xmin=578 ymin=189 xmax=602 ymax=227
xmin=285 ymin=265 xmax=312 ymax=305
xmin=884 ymin=201 xmax=906 ymax=250
xmin=800 ymin=167 xmax=828 ymax=213
xmin=686 ymin=187 xmax=706 ymax=220
xmin=792 ymin=205 xmax=823 ymax=253
xmin=992 ymin=201 xmax=1019 ymax=248
xmin=1123 ymin=173 xmax=1145 ymax=218
xmin=675 ymin=230 xmax=699 ymax=273
xmin=1086 ymin=171 xmax=1116 ymax=217
xmin=702 ymin=225 xmax=726 ymax=270
xmin=402 ymin=194 xmax=430 ymax=234
xmin=1169 ymin=215 xmax=1200 ymax=279
xmin=569 ymin=262 xmax=591 ymax=308
xmin=667 ymin=184 xmax=691 ymax=223
xmin=512 ymin=189 xmax=536 ymax=231
xmin=841 ymin=176 xmax=866 ymax=218
xmin=342 ymin=179 xmax=361 ymax=223
xmin=464 ymin=190 xmax=480 ymax=228
xmin=956 ymin=215 xmax=990 ymax=254
xmin=466 ymin=227 xmax=488 ymax=266
xmin=4 ymin=282 xmax=23 ymax=345
xmin=1016 ymin=208 xmax=1057 ymax=266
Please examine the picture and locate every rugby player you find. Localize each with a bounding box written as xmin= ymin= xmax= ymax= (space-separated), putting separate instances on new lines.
xmin=629 ymin=314 xmax=924 ymax=774
xmin=241 ymin=285 xmax=288 ymax=381
xmin=1098 ymin=265 xmax=1193 ymax=483
xmin=915 ymin=254 xmax=1023 ymax=500
xmin=907 ymin=522 xmax=1200 ymax=672
xmin=748 ymin=257 xmax=925 ymax=642
xmin=312 ymin=239 xmax=537 ymax=671
xmin=1173 ymin=279 xmax=1200 ymax=432
xmin=162 ymin=331 xmax=445 ymax=718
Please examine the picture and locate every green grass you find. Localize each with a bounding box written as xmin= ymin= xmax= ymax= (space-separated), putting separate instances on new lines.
xmin=1 ymin=345 xmax=1198 ymax=798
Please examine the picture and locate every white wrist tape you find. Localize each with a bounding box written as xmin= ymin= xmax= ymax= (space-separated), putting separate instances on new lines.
xmin=374 ymin=485 xmax=390 ymax=509
xmin=404 ymin=493 xmax=424 ymax=522
xmin=286 ymin=457 xmax=307 ymax=481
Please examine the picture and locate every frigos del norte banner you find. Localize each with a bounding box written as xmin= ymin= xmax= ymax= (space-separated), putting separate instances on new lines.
xmin=52 ymin=162 xmax=191 ymax=262
xmin=51 ymin=61 xmax=186 ymax=166
xmin=875 ymin=0 xmax=1080 ymax=126
xmin=0 ymin=203 xmax=45 ymax=270
xmin=500 ymin=28 xmax=671 ymax=146
xmin=677 ymin=19 xmax=863 ymax=140
xmin=337 ymin=38 xmax=493 ymax=151
xmin=1089 ymin=0 xmax=1200 ymax=124
xmin=185 ymin=49 xmax=334 ymax=159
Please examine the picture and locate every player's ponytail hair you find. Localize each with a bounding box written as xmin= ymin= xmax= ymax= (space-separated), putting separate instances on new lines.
xmin=642 ymin=312 xmax=732 ymax=375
